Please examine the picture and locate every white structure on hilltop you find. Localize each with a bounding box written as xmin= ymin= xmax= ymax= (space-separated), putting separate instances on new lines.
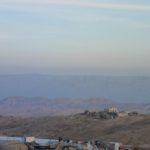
xmin=105 ymin=107 xmax=119 ymax=113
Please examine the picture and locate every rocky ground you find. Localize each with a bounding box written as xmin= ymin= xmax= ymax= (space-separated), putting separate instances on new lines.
xmin=0 ymin=113 xmax=149 ymax=146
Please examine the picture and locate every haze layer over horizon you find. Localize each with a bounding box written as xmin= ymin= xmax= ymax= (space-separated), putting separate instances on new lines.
xmin=0 ymin=0 xmax=150 ymax=75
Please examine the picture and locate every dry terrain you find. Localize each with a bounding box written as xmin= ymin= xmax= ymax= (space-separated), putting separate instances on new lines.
xmin=0 ymin=114 xmax=149 ymax=146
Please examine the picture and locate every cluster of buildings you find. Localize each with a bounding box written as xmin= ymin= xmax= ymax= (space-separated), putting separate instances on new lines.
xmin=82 ymin=107 xmax=138 ymax=120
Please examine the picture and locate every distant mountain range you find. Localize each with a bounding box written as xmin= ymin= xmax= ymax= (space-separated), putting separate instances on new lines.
xmin=0 ymin=74 xmax=150 ymax=103
xmin=0 ymin=74 xmax=150 ymax=117
xmin=0 ymin=97 xmax=149 ymax=117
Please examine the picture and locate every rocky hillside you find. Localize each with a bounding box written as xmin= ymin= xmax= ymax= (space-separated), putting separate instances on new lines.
xmin=0 ymin=114 xmax=149 ymax=145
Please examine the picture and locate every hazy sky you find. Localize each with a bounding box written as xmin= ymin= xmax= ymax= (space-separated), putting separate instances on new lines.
xmin=0 ymin=0 xmax=150 ymax=75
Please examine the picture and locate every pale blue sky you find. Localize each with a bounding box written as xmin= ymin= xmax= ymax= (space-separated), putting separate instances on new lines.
xmin=0 ymin=0 xmax=150 ymax=75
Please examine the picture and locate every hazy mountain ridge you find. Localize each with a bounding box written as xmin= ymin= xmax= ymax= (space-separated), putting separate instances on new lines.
xmin=0 ymin=75 xmax=150 ymax=102
xmin=0 ymin=75 xmax=150 ymax=117
xmin=0 ymin=97 xmax=149 ymax=117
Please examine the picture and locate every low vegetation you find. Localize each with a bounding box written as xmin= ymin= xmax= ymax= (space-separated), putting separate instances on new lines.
xmin=0 ymin=113 xmax=149 ymax=146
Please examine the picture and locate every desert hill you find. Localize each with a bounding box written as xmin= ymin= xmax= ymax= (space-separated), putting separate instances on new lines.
xmin=0 ymin=114 xmax=149 ymax=145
